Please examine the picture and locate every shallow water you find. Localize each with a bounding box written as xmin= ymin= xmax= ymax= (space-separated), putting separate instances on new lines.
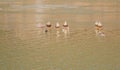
xmin=0 ymin=0 xmax=120 ymax=70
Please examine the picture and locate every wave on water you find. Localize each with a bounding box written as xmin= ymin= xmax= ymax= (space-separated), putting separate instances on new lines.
xmin=1 ymin=4 xmax=119 ymax=13
xmin=10 ymin=4 xmax=78 ymax=9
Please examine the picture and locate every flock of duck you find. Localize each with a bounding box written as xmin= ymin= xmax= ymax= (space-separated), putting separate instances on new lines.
xmin=36 ymin=21 xmax=105 ymax=37
xmin=36 ymin=21 xmax=70 ymax=37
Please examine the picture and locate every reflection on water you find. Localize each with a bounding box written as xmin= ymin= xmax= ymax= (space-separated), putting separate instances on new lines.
xmin=0 ymin=0 xmax=120 ymax=70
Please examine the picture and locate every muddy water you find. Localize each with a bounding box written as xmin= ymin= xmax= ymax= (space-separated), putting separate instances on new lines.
xmin=0 ymin=0 xmax=120 ymax=70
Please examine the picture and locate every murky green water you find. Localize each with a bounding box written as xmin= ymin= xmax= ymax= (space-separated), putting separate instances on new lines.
xmin=0 ymin=0 xmax=120 ymax=70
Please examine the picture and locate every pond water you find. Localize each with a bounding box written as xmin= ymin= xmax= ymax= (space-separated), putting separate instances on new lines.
xmin=0 ymin=0 xmax=120 ymax=70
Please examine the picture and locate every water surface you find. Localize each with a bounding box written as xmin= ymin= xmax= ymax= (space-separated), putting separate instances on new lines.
xmin=0 ymin=0 xmax=120 ymax=70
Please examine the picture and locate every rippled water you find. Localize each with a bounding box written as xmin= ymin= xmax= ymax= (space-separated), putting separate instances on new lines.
xmin=0 ymin=0 xmax=120 ymax=70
